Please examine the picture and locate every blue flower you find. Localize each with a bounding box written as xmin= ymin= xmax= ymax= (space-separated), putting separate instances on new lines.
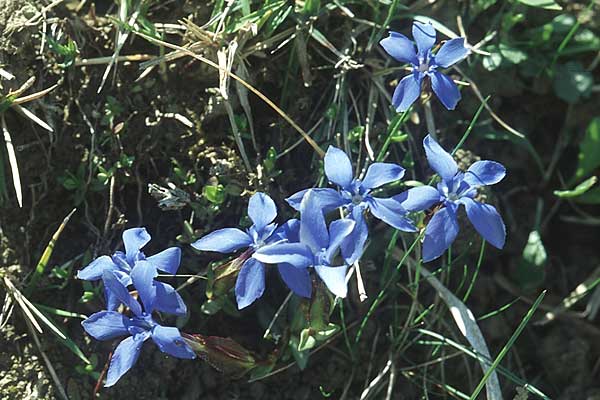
xmin=77 ymin=228 xmax=185 ymax=315
xmin=420 ymin=135 xmax=507 ymax=262
xmin=82 ymin=266 xmax=196 ymax=387
xmin=380 ymin=21 xmax=469 ymax=111
xmin=254 ymin=190 xmax=355 ymax=298
xmin=191 ymin=192 xmax=307 ymax=309
xmin=287 ymin=146 xmax=435 ymax=264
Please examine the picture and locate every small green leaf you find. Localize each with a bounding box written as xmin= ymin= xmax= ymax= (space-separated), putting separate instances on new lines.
xmin=516 ymin=0 xmax=562 ymax=10
xmin=303 ymin=0 xmax=320 ymax=15
xmin=554 ymin=176 xmax=597 ymax=198
xmin=203 ymin=184 xmax=226 ymax=204
xmin=516 ymin=230 xmax=547 ymax=291
xmin=264 ymin=146 xmax=277 ymax=172
xmin=314 ymin=323 xmax=339 ymax=341
xmin=289 ymin=336 xmax=310 ymax=370
xmin=298 ymin=328 xmax=317 ymax=352
xmin=482 ymin=51 xmax=503 ymax=71
xmin=499 ymin=43 xmax=528 ymax=64
xmin=553 ymin=62 xmax=593 ymax=103
xmin=572 ymin=118 xmax=600 ymax=183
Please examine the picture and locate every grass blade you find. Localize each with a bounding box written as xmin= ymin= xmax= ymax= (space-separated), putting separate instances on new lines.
xmin=1 ymin=115 xmax=22 ymax=207
xmin=469 ymin=290 xmax=547 ymax=400
xmin=26 ymin=208 xmax=77 ymax=295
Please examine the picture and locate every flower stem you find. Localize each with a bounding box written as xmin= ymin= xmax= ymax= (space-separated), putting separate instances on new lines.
xmin=423 ymin=100 xmax=437 ymax=140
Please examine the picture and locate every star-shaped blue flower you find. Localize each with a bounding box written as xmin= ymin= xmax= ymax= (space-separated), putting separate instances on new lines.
xmin=380 ymin=21 xmax=469 ymax=111
xmin=191 ymin=192 xmax=307 ymax=309
xmin=287 ymin=146 xmax=438 ymax=264
xmin=253 ymin=190 xmax=355 ymax=298
xmin=418 ymin=135 xmax=507 ymax=261
xmin=82 ymin=266 xmax=196 ymax=387
xmin=77 ymin=228 xmax=185 ymax=315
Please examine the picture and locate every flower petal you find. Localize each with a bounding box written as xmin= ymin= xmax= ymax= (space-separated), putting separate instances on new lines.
xmin=77 ymin=255 xmax=118 ymax=281
xmin=361 ymin=163 xmax=405 ymax=190
xmin=122 ymin=228 xmax=151 ymax=263
xmin=368 ymin=197 xmax=417 ymax=232
xmin=380 ymin=31 xmax=418 ymax=64
xmin=460 ymin=198 xmax=506 ymax=249
xmin=248 ymin=192 xmax=278 ymax=232
xmin=253 ymin=243 xmax=313 ymax=269
xmin=151 ymin=325 xmax=196 ymax=359
xmin=191 ymin=228 xmax=252 ymax=253
xmin=422 ymin=205 xmax=460 ymax=262
xmin=315 ymin=265 xmax=349 ymax=298
xmin=299 ymin=190 xmax=329 ymax=252
xmin=412 ymin=21 xmax=436 ymax=58
xmin=278 ymin=263 xmax=312 ymax=298
xmin=102 ymin=270 xmax=142 ymax=317
xmin=105 ymin=333 xmax=149 ymax=387
xmin=430 ymin=71 xmax=461 ymax=110
xmin=154 ymin=282 xmax=187 ymax=316
xmin=392 ymin=72 xmax=423 ymax=112
xmin=433 ymin=38 xmax=469 ymax=68
xmin=82 ymin=311 xmax=129 ymax=341
xmin=130 ymin=260 xmax=158 ymax=314
xmin=235 ymin=258 xmax=266 ymax=309
xmin=325 ymin=218 xmax=356 ymax=263
xmin=391 ymin=186 xmax=442 ymax=212
xmin=324 ymin=146 xmax=354 ymax=189
xmin=341 ymin=207 xmax=369 ymax=265
xmin=286 ymin=188 xmax=346 ymax=212
xmin=423 ymin=135 xmax=458 ymax=182
xmin=270 ymin=218 xmax=301 ymax=244
xmin=464 ymin=161 xmax=506 ymax=187
xmin=147 ymin=247 xmax=181 ymax=275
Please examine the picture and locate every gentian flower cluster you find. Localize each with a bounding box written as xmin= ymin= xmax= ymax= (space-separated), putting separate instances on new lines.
xmin=380 ymin=21 xmax=469 ymax=111
xmin=190 ymin=139 xmax=506 ymax=308
xmin=78 ymin=231 xmax=195 ymax=386
xmin=78 ymin=19 xmax=508 ymax=389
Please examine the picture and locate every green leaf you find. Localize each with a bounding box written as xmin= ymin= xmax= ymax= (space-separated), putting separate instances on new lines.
xmin=554 ymin=176 xmax=597 ymax=198
xmin=314 ymin=323 xmax=339 ymax=341
xmin=572 ymin=118 xmax=600 ymax=183
xmin=303 ymin=0 xmax=320 ymax=15
xmin=203 ymin=184 xmax=226 ymax=204
xmin=499 ymin=43 xmax=528 ymax=64
xmin=553 ymin=62 xmax=593 ymax=103
xmin=289 ymin=336 xmax=310 ymax=370
xmin=516 ymin=0 xmax=562 ymax=10
xmin=482 ymin=51 xmax=503 ymax=71
xmin=298 ymin=328 xmax=317 ymax=352
xmin=516 ymin=230 xmax=547 ymax=291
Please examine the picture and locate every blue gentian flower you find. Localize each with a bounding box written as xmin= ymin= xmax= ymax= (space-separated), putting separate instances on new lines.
xmin=82 ymin=266 xmax=195 ymax=387
xmin=287 ymin=146 xmax=435 ymax=264
xmin=253 ymin=190 xmax=356 ymax=298
xmin=380 ymin=21 xmax=469 ymax=111
xmin=419 ymin=135 xmax=507 ymax=262
xmin=191 ymin=192 xmax=308 ymax=309
xmin=77 ymin=228 xmax=185 ymax=315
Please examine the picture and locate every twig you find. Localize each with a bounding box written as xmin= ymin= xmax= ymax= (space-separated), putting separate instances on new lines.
xmin=453 ymin=66 xmax=525 ymax=139
xmin=263 ymin=291 xmax=293 ymax=339
xmin=75 ymin=54 xmax=153 ymax=66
